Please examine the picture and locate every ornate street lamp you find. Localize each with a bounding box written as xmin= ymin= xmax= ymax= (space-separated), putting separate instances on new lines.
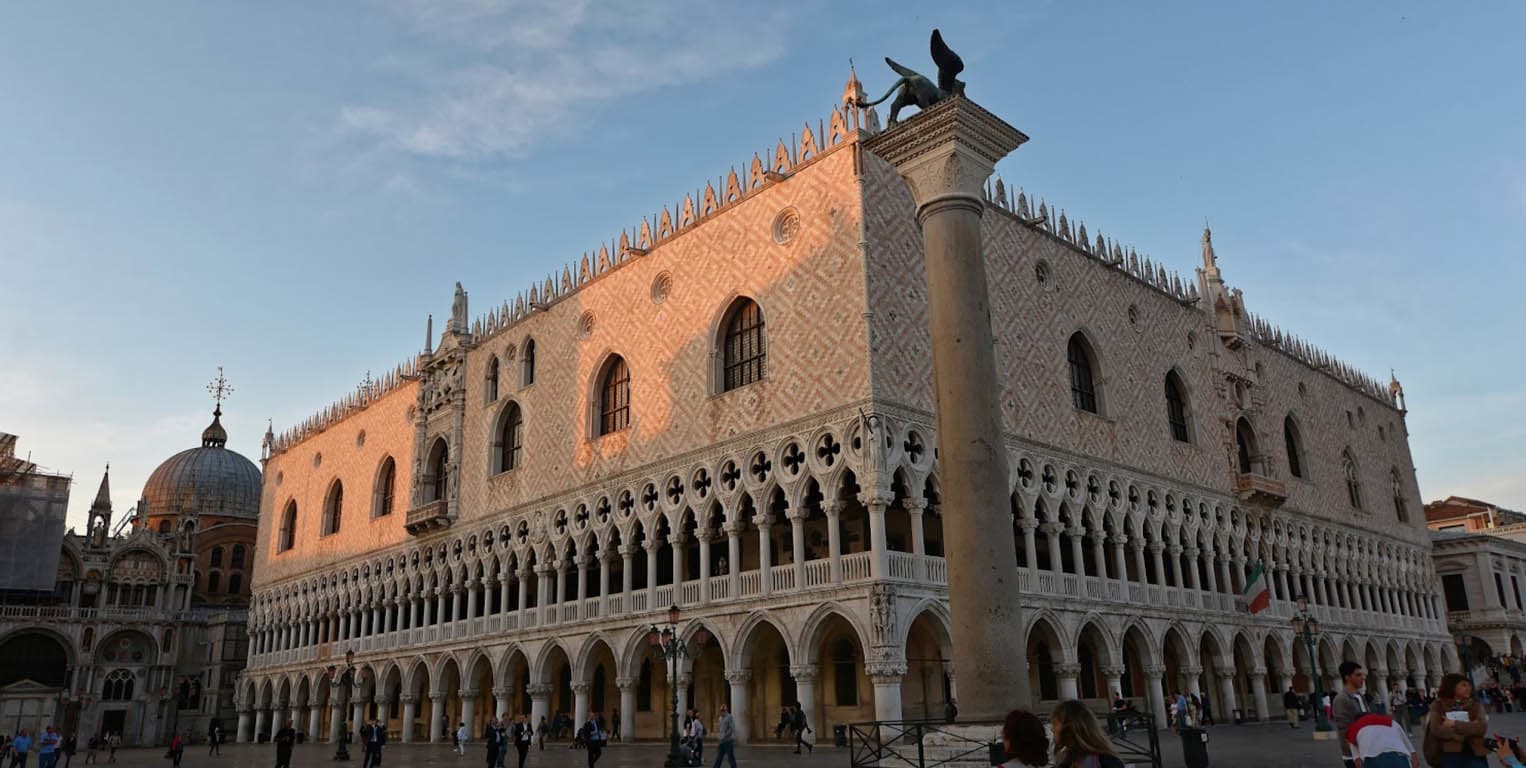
xmin=648 ymin=605 xmax=710 ymax=768
xmin=1290 ymin=595 xmax=1332 ymax=734
xmin=333 ymin=649 xmax=357 ymax=761
xmin=1455 ymin=634 xmax=1475 ymax=689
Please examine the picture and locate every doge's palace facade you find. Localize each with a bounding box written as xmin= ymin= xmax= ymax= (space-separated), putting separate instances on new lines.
xmin=239 ymin=80 xmax=1451 ymax=744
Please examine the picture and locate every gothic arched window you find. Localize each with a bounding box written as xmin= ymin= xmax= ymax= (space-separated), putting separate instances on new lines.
xmin=428 ymin=438 xmax=450 ymax=503
xmin=496 ymin=402 xmax=524 ymax=472
xmin=102 ymin=669 xmax=134 ymax=701
xmin=1067 ymin=333 xmax=1100 ymax=413
xmin=207 ymin=571 xmax=221 ymax=593
xmin=231 ymin=544 xmax=245 ymax=569
xmin=1284 ymin=415 xmax=1305 ymax=479
xmin=598 ymin=356 xmax=631 ymax=436
xmin=485 ymin=355 xmax=500 ymax=404
xmin=209 ymin=546 xmax=224 ymax=568
xmin=228 ymin=573 xmax=242 ymax=594
xmin=278 ymin=501 xmax=297 ymax=552
xmin=374 ymin=457 xmax=396 ymax=517
xmin=832 ymin=636 xmax=859 ymax=706
xmin=1343 ymin=449 xmax=1363 ymax=510
xmin=1164 ymin=371 xmax=1190 ymax=442
xmin=722 ymin=298 xmax=766 ymax=391
xmin=323 ymin=480 xmax=343 ymax=536
xmin=1392 ymin=468 xmax=1408 ymax=522
xmin=1235 ymin=418 xmax=1258 ymax=474
xmin=158 ymin=520 xmax=172 ymax=535
xmin=521 ymin=338 xmax=536 ymax=387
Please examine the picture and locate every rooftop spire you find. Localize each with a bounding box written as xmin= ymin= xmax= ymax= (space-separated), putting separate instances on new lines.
xmin=90 ymin=463 xmax=112 ymax=511
xmin=1201 ymin=222 xmax=1218 ymax=270
xmin=202 ymin=367 xmax=233 ymax=448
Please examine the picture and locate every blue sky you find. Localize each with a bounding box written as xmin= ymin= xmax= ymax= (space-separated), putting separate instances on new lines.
xmin=2 ymin=1 xmax=1522 ymax=531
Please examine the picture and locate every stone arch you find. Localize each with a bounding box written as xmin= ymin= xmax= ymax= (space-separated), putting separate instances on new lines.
xmin=708 ymin=293 xmax=769 ymax=395
xmin=902 ymin=605 xmax=952 ymax=721
xmin=1160 ymin=624 xmax=1196 ymax=697
xmin=731 ymin=611 xmax=799 ymax=671
xmin=1026 ymin=613 xmax=1068 ymax=702
xmin=572 ymin=633 xmax=620 ymax=718
xmin=732 ymin=611 xmax=796 ymax=741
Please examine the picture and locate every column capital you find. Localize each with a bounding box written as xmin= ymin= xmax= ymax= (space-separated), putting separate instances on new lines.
xmin=1101 ymin=665 xmax=1127 ymax=679
xmin=616 ymin=676 xmax=638 ymax=691
xmin=862 ymin=96 xmax=1028 ymax=212
xmin=822 ymin=501 xmax=843 ymax=518
xmin=865 ymin=660 xmax=907 ymax=682
xmin=459 ymin=687 xmax=478 ymax=698
xmin=858 ymin=491 xmax=895 ymax=511
xmin=618 ymin=544 xmax=638 ymax=558
xmin=1214 ymin=665 xmax=1236 ymax=678
xmin=1143 ymin=664 xmax=1166 ymax=678
xmin=789 ymin=665 xmax=817 ymax=684
xmin=1054 ymin=663 xmax=1082 ymax=679
xmin=492 ymin=686 xmax=510 ymax=698
xmin=526 ymin=683 xmax=553 ymax=697
xmin=724 ymin=669 xmax=753 ymax=685
xmin=902 ymin=497 xmax=928 ymax=513
xmin=570 ymin=682 xmax=590 ymax=694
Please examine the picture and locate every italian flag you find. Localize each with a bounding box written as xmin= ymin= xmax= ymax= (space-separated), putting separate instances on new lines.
xmin=1243 ymin=561 xmax=1271 ymax=614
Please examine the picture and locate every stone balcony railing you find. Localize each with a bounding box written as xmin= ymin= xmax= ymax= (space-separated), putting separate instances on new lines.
xmin=405 ymin=500 xmax=451 ymax=535
xmin=0 ymin=604 xmax=241 ymax=624
xmin=1233 ymin=472 xmax=1288 ymax=506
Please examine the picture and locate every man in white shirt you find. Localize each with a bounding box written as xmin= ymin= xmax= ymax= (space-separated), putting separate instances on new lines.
xmin=686 ymin=709 xmax=706 ymax=765
xmin=456 ymin=722 xmax=468 ymax=755
xmin=1344 ymin=713 xmax=1418 ymax=768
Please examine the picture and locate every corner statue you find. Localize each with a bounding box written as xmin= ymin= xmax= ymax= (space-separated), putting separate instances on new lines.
xmin=857 ymin=29 xmax=965 ymax=127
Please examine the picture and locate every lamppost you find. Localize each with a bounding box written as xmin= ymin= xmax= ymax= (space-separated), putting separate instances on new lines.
xmin=331 ymin=650 xmax=356 ymax=761
xmin=647 ymin=605 xmax=710 ymax=768
xmin=1290 ymin=595 xmax=1332 ymax=735
xmin=1455 ymin=634 xmax=1475 ymax=688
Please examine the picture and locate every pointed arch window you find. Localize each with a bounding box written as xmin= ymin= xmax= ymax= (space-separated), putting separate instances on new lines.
xmin=231 ymin=544 xmax=245 ymax=569
xmin=598 ymin=356 xmax=631 ymax=436
xmin=374 ymin=457 xmax=397 ymax=517
xmin=278 ymin=501 xmax=297 ymax=552
xmin=832 ymin=636 xmax=860 ymax=706
xmin=1164 ymin=371 xmax=1190 ymax=442
xmin=428 ymin=439 xmax=450 ymax=503
xmin=1284 ymin=416 xmax=1305 ymax=479
xmin=1067 ymin=333 xmax=1100 ymax=413
xmin=521 ymin=339 xmax=536 ymax=387
xmin=1343 ymin=449 xmax=1363 ymax=510
xmin=1235 ymin=418 xmax=1258 ymax=474
xmin=210 ymin=546 xmax=224 ymax=568
xmin=485 ymin=356 xmax=501 ymax=403
xmin=1391 ymin=467 xmax=1407 ymax=522
xmin=496 ymin=402 xmax=524 ymax=472
xmin=102 ymin=669 xmax=135 ymax=701
xmin=722 ymin=298 xmax=766 ymax=391
xmin=323 ymin=480 xmax=344 ymax=536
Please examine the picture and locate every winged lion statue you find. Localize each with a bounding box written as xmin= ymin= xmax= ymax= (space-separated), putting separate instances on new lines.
xmin=857 ymin=29 xmax=965 ymax=127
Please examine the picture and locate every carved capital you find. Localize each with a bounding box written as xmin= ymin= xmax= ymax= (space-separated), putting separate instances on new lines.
xmin=789 ymin=665 xmax=817 ymax=684
xmin=525 ymin=683 xmax=553 ymax=697
xmin=1143 ymin=664 xmax=1167 ymax=678
xmin=865 ymin=660 xmax=908 ymax=682
xmin=1214 ymin=665 xmax=1236 ymax=678
xmin=615 ymin=677 xmax=638 ymax=691
xmin=862 ymin=97 xmax=1028 ymax=214
xmin=724 ymin=669 xmax=753 ymax=685
xmin=492 ymin=686 xmax=510 ymax=698
xmin=1054 ymin=663 xmax=1082 ymax=679
xmin=570 ymin=682 xmax=590 ymax=694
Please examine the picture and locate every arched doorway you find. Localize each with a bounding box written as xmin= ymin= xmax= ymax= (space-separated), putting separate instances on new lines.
xmin=736 ymin=618 xmax=792 ymax=743
xmin=1025 ymin=618 xmax=1064 ymax=704
xmin=902 ymin=610 xmax=951 ymax=720
xmin=0 ymin=631 xmax=71 ymax=739
xmin=806 ymin=612 xmax=873 ymax=735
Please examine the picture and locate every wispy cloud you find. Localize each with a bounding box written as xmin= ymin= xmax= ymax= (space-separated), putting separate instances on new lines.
xmin=341 ymin=0 xmax=791 ymax=160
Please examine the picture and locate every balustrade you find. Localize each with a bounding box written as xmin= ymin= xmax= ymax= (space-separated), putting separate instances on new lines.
xmin=679 ymin=581 xmax=701 ymax=606
xmin=769 ymin=564 xmax=796 ymax=592
xmin=738 ymin=571 xmax=761 ymax=597
xmin=803 ymin=560 xmax=831 ymax=588
xmin=841 ymin=551 xmax=873 ymax=582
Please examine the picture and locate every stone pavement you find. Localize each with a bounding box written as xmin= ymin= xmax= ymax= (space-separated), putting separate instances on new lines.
xmin=57 ymin=713 xmax=1526 ymax=768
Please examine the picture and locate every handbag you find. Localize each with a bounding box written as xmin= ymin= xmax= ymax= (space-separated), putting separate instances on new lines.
xmin=1420 ymin=712 xmax=1441 ymax=767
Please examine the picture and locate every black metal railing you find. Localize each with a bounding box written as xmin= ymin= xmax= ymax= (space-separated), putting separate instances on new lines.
xmin=848 ymin=711 xmax=1160 ymax=768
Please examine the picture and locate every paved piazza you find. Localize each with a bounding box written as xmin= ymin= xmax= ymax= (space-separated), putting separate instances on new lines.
xmin=72 ymin=713 xmax=1526 ymax=767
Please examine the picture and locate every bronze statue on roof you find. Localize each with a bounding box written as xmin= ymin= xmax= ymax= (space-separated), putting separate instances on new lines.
xmin=857 ymin=29 xmax=965 ymax=127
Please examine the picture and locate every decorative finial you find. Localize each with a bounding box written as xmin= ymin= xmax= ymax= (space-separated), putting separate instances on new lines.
xmin=206 ymin=366 xmax=233 ymax=414
xmin=1201 ymin=223 xmax=1218 ymax=270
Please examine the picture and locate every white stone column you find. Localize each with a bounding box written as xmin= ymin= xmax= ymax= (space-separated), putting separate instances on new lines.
xmin=400 ymin=694 xmax=417 ymax=743
xmin=1182 ymin=548 xmax=1200 ymax=590
xmin=645 ymin=541 xmax=661 ymax=603
xmin=1215 ymin=665 xmax=1238 ymax=720
xmin=697 ymin=531 xmax=712 ymax=602
xmin=620 ymin=546 xmax=635 ymax=599
xmin=307 ymin=704 xmax=322 ymax=743
xmin=725 ymin=670 xmax=751 ymax=744
xmin=1102 ymin=666 xmax=1125 ymax=703
xmin=824 ymin=504 xmax=843 ymax=584
xmin=791 ymin=515 xmax=806 ymax=587
xmin=254 ymin=708 xmax=269 ymax=742
xmin=1249 ymin=671 xmax=1269 ymax=722
xmin=598 ymin=552 xmax=612 ymax=603
xmin=669 ymin=534 xmax=686 ymax=590
xmin=553 ymin=559 xmax=567 ymax=607
xmin=429 ymin=693 xmax=446 ymax=743
xmin=460 ymin=690 xmax=476 ymax=742
xmin=725 ymin=529 xmax=742 ymax=595
xmin=576 ymin=555 xmax=589 ymax=614
xmin=528 ymin=684 xmax=551 ymax=734
xmin=675 ymin=674 xmax=691 ymax=723
xmin=1045 ymin=524 xmax=1063 ymax=573
xmin=864 ymin=494 xmax=891 ymax=580
xmin=756 ymin=519 xmax=773 ymax=596
xmin=351 ymin=697 xmax=366 ymax=742
xmin=328 ymin=695 xmax=344 ymax=745
xmin=617 ymin=678 xmax=637 ymax=744
xmin=494 ymin=686 xmax=511 ymax=720
xmin=237 ymin=710 xmax=252 ymax=743
xmin=517 ymin=568 xmax=530 ymax=613
xmin=867 ymin=661 xmax=905 ymax=724
xmin=906 ymin=498 xmax=927 ymax=559
xmin=1132 ymin=544 xmax=1148 ymax=585
xmin=1111 ymin=537 xmax=1128 ymax=583
xmin=1070 ymin=530 xmax=1087 ymax=577
xmin=1057 ymin=663 xmax=1081 ymax=701
xmin=1144 ymin=665 xmax=1168 ymax=731
xmin=573 ymin=682 xmax=590 ymax=730
xmin=791 ymin=666 xmax=817 ymax=733
xmin=1150 ymin=544 xmax=1167 ymax=587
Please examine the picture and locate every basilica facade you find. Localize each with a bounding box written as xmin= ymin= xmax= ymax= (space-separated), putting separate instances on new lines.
xmin=240 ymin=81 xmax=1451 ymax=744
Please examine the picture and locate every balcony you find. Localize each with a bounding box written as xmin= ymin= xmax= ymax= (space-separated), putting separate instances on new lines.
xmin=405 ymin=500 xmax=452 ymax=535
xmin=1233 ymin=472 xmax=1287 ymax=506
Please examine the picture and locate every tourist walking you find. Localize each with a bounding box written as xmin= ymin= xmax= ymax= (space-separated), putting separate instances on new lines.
xmin=512 ymin=716 xmax=532 ymax=768
xmin=1283 ymin=686 xmax=1302 ymax=728
xmin=994 ymin=709 xmax=1048 ymax=768
xmin=711 ymin=705 xmax=739 ymax=768
xmin=1425 ymin=673 xmax=1488 ymax=768
xmin=456 ymin=722 xmax=468 ymax=756
xmin=37 ymin=728 xmax=60 ymax=768
xmin=1390 ymin=686 xmax=1411 ymax=732
xmin=60 ymin=734 xmax=74 ymax=768
xmin=582 ymin=711 xmax=605 ymax=768
xmin=1332 ymin=661 xmax=1370 ymax=768
xmin=273 ymin=720 xmax=297 ymax=768
xmin=361 ymin=718 xmax=386 ymax=768
xmin=483 ymin=718 xmax=502 ymax=768
xmin=1050 ymin=700 xmax=1125 ymax=768
xmin=207 ymin=723 xmax=221 ymax=756
xmin=11 ymin=729 xmax=33 ymax=768
xmin=166 ymin=731 xmax=184 ymax=768
xmin=610 ymin=709 xmax=620 ymax=742
xmin=791 ymin=703 xmax=812 ymax=754
xmin=81 ymin=736 xmax=95 ymax=765
xmin=686 ymin=709 xmax=705 ymax=765
xmin=535 ymin=716 xmax=547 ymax=750
xmin=1343 ymin=712 xmax=1417 ymax=768
xmin=105 ymin=733 xmax=119 ymax=764
xmin=1199 ymin=689 xmax=1214 ymax=726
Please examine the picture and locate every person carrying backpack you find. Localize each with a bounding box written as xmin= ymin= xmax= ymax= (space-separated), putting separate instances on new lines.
xmin=791 ymin=703 xmax=812 ymax=755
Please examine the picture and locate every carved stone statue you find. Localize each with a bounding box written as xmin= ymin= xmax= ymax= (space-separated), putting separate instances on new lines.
xmin=450 ymin=282 xmax=468 ymax=334
xmin=857 ymin=29 xmax=965 ymax=126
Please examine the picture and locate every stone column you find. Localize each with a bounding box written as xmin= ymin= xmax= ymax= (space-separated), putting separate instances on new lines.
xmin=1182 ymin=547 xmax=1200 ymax=590
xmin=572 ymin=682 xmax=590 ymax=730
xmin=328 ymin=693 xmax=344 ymax=745
xmin=756 ymin=519 xmax=772 ymax=596
xmin=644 ymin=541 xmax=661 ymax=602
xmin=307 ymin=704 xmax=322 ymax=743
xmin=863 ymin=97 xmax=1030 ymax=715
xmin=824 ymin=504 xmax=843 ymax=584
xmin=429 ymin=693 xmax=446 ymax=743
xmin=1215 ymin=665 xmax=1238 ymax=720
xmin=725 ymin=527 xmax=742 ymax=595
xmin=1144 ymin=665 xmax=1168 ymax=731
xmin=790 ymin=515 xmax=806 ymax=588
xmin=553 ymin=560 xmax=567 ymax=608
xmin=1070 ymin=529 xmax=1087 ymax=578
xmin=675 ymin=674 xmax=692 ymax=723
xmin=400 ymin=694 xmax=417 ymax=743
xmin=1102 ymin=666 xmax=1125 ymax=703
xmin=494 ymin=686 xmax=511 ymax=719
xmin=1249 ymin=670 xmax=1269 ymax=722
xmin=517 ymin=568 xmax=530 ymax=613
xmin=1132 ymin=543 xmax=1148 ymax=585
xmin=791 ymin=666 xmax=817 ymax=734
xmin=599 ymin=551 xmax=612 ymax=603
xmin=1021 ymin=519 xmax=1039 ymax=573
xmin=1090 ymin=531 xmax=1107 ymax=583
xmin=1150 ymin=544 xmax=1167 ymax=587
xmin=237 ymin=710 xmax=252 ymax=743
xmin=460 ymin=689 xmax=476 ymax=742
xmin=867 ymin=661 xmax=906 ymax=724
xmin=351 ymin=696 xmax=366 ymax=742
xmin=528 ymin=684 xmax=552 ymax=735
xmin=863 ymin=494 xmax=891 ymax=580
xmin=576 ymin=555 xmax=589 ymax=614
xmin=288 ymin=703 xmax=301 ymax=734
xmin=725 ymin=670 xmax=751 ymax=743
xmin=1111 ymin=536 xmax=1128 ymax=583
xmin=1045 ymin=524 xmax=1062 ymax=573
xmin=697 ymin=531 xmax=712 ymax=602
xmin=617 ymin=678 xmax=637 ymax=743
xmin=1056 ymin=663 xmax=1081 ymax=701
xmin=254 ymin=708 xmax=269 ymax=742
xmin=669 ymin=534 xmax=685 ymax=587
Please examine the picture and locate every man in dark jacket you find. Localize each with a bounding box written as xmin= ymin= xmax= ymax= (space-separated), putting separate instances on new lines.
xmin=274 ymin=721 xmax=297 ymax=768
xmin=1283 ymin=687 xmax=1302 ymax=728
xmin=484 ymin=718 xmax=504 ymax=768
xmin=512 ymin=715 xmax=533 ymax=768
xmin=361 ymin=718 xmax=386 ymax=768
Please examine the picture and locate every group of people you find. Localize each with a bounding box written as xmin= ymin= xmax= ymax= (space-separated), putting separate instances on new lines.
xmin=1 ymin=727 xmax=80 ymax=768
xmin=997 ymin=699 xmax=1128 ymax=768
xmin=770 ymin=702 xmax=815 ymax=753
